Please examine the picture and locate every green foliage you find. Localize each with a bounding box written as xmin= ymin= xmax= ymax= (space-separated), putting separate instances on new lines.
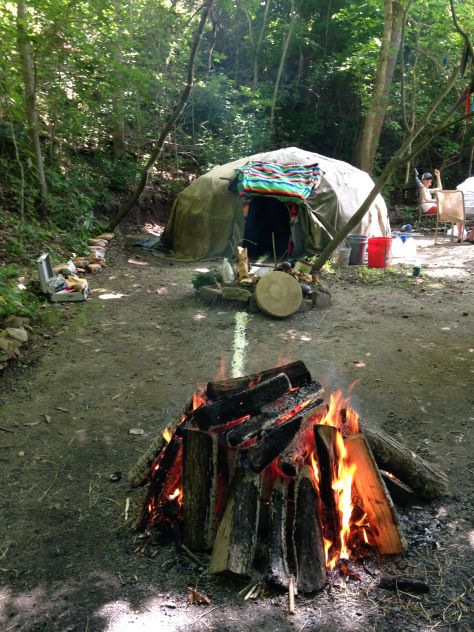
xmin=0 ymin=264 xmax=38 ymax=321
xmin=191 ymin=269 xmax=223 ymax=290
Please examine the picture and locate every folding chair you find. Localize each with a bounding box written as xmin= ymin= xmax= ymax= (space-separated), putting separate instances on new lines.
xmin=435 ymin=190 xmax=465 ymax=244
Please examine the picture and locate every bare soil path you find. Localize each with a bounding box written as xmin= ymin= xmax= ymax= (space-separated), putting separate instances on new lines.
xmin=0 ymin=233 xmax=473 ymax=631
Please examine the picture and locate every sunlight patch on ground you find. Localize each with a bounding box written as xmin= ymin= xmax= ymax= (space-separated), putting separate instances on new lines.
xmin=231 ymin=311 xmax=249 ymax=377
xmin=193 ymin=312 xmax=206 ymax=321
xmin=194 ymin=267 xmax=210 ymax=273
xmin=128 ymin=258 xmax=148 ymax=266
xmin=99 ymin=599 xmax=191 ymax=631
xmin=99 ymin=293 xmax=126 ymax=300
xmin=143 ymin=222 xmax=164 ymax=236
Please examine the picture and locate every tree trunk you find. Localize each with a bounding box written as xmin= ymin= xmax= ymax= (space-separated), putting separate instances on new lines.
xmin=356 ymin=0 xmax=409 ymax=174
xmin=17 ymin=0 xmax=48 ymax=208
xmin=269 ymin=0 xmax=297 ymax=129
xmin=253 ymin=0 xmax=271 ymax=90
xmin=107 ymin=0 xmax=214 ymax=231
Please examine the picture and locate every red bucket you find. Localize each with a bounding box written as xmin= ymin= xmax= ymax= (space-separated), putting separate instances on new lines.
xmin=368 ymin=237 xmax=392 ymax=268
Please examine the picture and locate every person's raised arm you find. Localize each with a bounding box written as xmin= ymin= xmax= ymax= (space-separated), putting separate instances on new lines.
xmin=432 ymin=168 xmax=442 ymax=192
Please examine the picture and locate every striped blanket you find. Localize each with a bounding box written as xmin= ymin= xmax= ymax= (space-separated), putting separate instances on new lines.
xmin=236 ymin=161 xmax=322 ymax=202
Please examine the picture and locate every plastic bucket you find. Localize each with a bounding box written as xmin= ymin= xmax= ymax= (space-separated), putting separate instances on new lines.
xmin=347 ymin=234 xmax=369 ymax=265
xmin=368 ymin=237 xmax=392 ymax=268
xmin=331 ymin=246 xmax=351 ymax=267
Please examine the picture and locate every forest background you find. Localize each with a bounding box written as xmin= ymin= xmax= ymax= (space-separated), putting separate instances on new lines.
xmin=1 ymin=0 xmax=473 ymax=320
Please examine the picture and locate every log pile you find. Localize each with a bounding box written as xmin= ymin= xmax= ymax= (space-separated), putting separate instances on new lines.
xmin=129 ymin=361 xmax=448 ymax=594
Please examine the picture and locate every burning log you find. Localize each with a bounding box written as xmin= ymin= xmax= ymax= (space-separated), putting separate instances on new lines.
xmin=241 ymin=415 xmax=303 ymax=473
xmin=359 ymin=420 xmax=448 ymax=501
xmin=206 ymin=360 xmax=312 ymax=401
xmin=194 ymin=373 xmax=292 ymax=430
xmin=128 ymin=397 xmax=196 ymax=487
xmin=209 ymin=457 xmax=262 ymax=577
xmin=345 ymin=433 xmax=406 ymax=555
xmin=225 ymin=387 xmax=324 ymax=448
xmin=313 ymin=425 xmax=341 ymax=546
xmin=292 ymin=465 xmax=327 ymax=593
xmin=182 ymin=429 xmax=219 ymax=551
xmin=138 ymin=432 xmax=181 ymax=531
xmin=278 ymin=405 xmax=325 ymax=477
xmin=266 ymin=478 xmax=291 ymax=589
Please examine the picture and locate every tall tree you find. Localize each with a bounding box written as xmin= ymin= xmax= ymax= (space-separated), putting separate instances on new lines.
xmin=16 ymin=0 xmax=48 ymax=207
xmin=356 ymin=0 xmax=410 ymax=174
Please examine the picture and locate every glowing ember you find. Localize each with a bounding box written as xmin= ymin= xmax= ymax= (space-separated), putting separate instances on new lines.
xmin=168 ymin=487 xmax=183 ymax=505
xmin=162 ymin=427 xmax=172 ymax=443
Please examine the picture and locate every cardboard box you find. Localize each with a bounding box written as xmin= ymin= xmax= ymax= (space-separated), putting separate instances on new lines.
xmin=36 ymin=254 xmax=89 ymax=303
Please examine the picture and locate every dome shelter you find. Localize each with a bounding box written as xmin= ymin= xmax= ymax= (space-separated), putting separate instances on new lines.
xmin=153 ymin=147 xmax=390 ymax=261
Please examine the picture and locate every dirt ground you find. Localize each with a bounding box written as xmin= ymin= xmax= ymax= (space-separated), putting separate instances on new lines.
xmin=0 ymin=230 xmax=473 ymax=632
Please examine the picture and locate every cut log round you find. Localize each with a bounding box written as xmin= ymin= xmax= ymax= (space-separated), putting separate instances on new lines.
xmin=254 ymin=272 xmax=302 ymax=318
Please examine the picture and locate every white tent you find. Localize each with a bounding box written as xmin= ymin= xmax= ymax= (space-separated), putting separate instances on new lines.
xmin=157 ymin=147 xmax=390 ymax=260
xmin=457 ymin=176 xmax=474 ymax=217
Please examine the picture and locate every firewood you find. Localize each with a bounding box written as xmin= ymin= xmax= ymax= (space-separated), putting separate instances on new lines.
xmin=137 ymin=432 xmax=181 ymax=531
xmin=182 ymin=428 xmax=218 ymax=551
xmin=380 ymin=471 xmax=418 ymax=507
xmin=209 ymin=457 xmax=262 ymax=577
xmin=266 ymin=478 xmax=291 ymax=589
xmin=87 ymin=263 xmax=102 ymax=272
xmin=128 ymin=397 xmax=196 ymax=487
xmin=277 ymin=403 xmax=326 ymax=476
xmin=359 ymin=420 xmax=448 ymax=501
xmin=206 ymin=360 xmax=312 ymax=401
xmin=345 ymin=433 xmax=406 ymax=555
xmin=288 ymin=575 xmax=295 ymax=614
xmin=225 ymin=382 xmax=324 ymax=448
xmin=241 ymin=415 xmax=303 ymax=473
xmin=378 ymin=575 xmax=430 ymax=594
xmin=292 ymin=465 xmax=327 ymax=593
xmin=194 ymin=373 xmax=291 ymax=430
xmin=313 ymin=425 xmax=341 ymax=546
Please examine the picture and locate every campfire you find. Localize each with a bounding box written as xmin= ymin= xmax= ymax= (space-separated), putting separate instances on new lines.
xmin=128 ymin=361 xmax=448 ymax=599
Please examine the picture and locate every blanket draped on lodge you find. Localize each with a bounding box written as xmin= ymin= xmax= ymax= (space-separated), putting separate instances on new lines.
xmin=236 ymin=161 xmax=322 ymax=203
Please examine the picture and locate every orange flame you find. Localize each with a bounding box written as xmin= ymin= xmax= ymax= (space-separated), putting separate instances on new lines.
xmin=331 ymin=432 xmax=356 ymax=560
xmin=192 ymin=390 xmax=206 ymax=410
xmin=168 ymin=487 xmax=183 ymax=505
xmin=310 ymin=451 xmax=320 ymax=489
xmin=319 ymin=390 xmax=359 ymax=435
xmin=162 ymin=427 xmax=172 ymax=443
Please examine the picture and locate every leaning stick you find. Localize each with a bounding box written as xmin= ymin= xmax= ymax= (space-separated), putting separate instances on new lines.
xmin=288 ymin=575 xmax=295 ymax=615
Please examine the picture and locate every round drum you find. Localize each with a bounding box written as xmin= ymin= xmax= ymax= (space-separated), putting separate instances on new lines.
xmin=254 ymin=271 xmax=303 ymax=318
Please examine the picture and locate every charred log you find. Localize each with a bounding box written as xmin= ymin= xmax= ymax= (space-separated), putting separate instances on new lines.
xmin=209 ymin=457 xmax=262 ymax=577
xmin=128 ymin=397 xmax=194 ymax=487
xmin=380 ymin=471 xmax=419 ymax=507
xmin=313 ymin=425 xmax=341 ymax=546
xmin=266 ymin=478 xmax=291 ymax=589
xmin=182 ymin=429 xmax=219 ymax=551
xmin=138 ymin=432 xmax=181 ymax=531
xmin=206 ymin=361 xmax=312 ymax=400
xmin=241 ymin=415 xmax=303 ymax=473
xmin=278 ymin=405 xmax=326 ymax=476
xmin=194 ymin=373 xmax=291 ymax=430
xmin=379 ymin=575 xmax=430 ymax=593
xmin=345 ymin=433 xmax=406 ymax=555
xmin=360 ymin=420 xmax=448 ymax=501
xmin=293 ymin=465 xmax=326 ymax=593
xmin=225 ymin=386 xmax=324 ymax=448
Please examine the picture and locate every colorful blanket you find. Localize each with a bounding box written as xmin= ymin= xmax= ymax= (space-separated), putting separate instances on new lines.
xmin=236 ymin=161 xmax=322 ymax=203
